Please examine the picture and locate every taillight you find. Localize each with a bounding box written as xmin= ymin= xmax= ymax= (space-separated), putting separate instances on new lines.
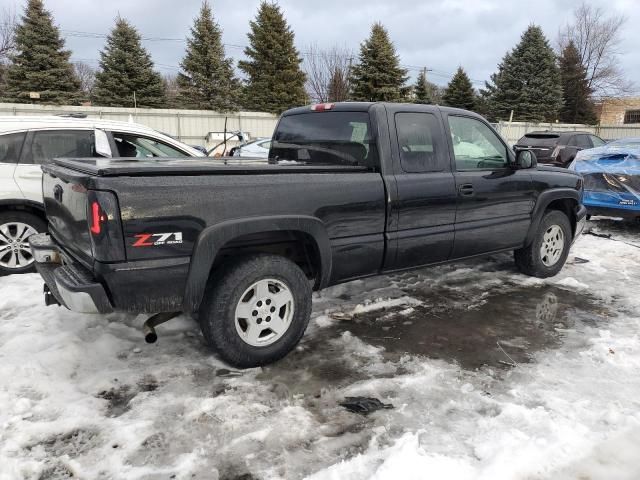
xmin=87 ymin=190 xmax=125 ymax=262
xmin=310 ymin=103 xmax=335 ymax=112
xmin=89 ymin=201 xmax=105 ymax=235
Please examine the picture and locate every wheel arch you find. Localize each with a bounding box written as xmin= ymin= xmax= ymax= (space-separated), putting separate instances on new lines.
xmin=0 ymin=199 xmax=46 ymax=220
xmin=524 ymin=189 xmax=580 ymax=246
xmin=183 ymin=215 xmax=332 ymax=312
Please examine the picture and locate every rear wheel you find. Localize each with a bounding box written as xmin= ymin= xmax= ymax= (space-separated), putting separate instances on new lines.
xmin=199 ymin=254 xmax=312 ymax=368
xmin=0 ymin=211 xmax=46 ymax=275
xmin=514 ymin=210 xmax=571 ymax=278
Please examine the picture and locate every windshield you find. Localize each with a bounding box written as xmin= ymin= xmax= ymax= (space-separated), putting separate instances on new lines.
xmin=270 ymin=111 xmax=378 ymax=169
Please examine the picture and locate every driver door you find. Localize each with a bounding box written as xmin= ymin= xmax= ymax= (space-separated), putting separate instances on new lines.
xmin=445 ymin=114 xmax=535 ymax=258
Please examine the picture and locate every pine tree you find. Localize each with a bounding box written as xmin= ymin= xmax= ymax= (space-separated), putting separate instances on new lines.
xmin=442 ymin=67 xmax=475 ymax=110
xmin=558 ymin=41 xmax=597 ymax=124
xmin=93 ymin=17 xmax=165 ymax=108
xmin=413 ymin=69 xmax=432 ymax=104
xmin=238 ymin=2 xmax=307 ymax=114
xmin=177 ymin=1 xmax=240 ymax=111
xmin=483 ymin=25 xmax=562 ymax=122
xmin=350 ymin=23 xmax=408 ymax=102
xmin=3 ymin=0 xmax=81 ymax=105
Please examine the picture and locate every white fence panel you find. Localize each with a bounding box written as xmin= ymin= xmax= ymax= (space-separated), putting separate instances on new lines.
xmin=0 ymin=103 xmax=279 ymax=148
xmin=494 ymin=121 xmax=640 ymax=146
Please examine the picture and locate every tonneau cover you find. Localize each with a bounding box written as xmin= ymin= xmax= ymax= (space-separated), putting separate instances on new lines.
xmin=50 ymin=157 xmax=369 ymax=177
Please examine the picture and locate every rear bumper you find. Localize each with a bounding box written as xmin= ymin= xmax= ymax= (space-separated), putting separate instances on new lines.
xmin=29 ymin=233 xmax=113 ymax=314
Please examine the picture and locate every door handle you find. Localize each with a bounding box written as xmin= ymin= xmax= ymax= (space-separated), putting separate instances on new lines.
xmin=458 ymin=183 xmax=474 ymax=196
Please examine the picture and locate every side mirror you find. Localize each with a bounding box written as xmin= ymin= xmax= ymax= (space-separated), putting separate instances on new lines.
xmin=515 ymin=149 xmax=537 ymax=169
xmin=94 ymin=129 xmax=112 ymax=158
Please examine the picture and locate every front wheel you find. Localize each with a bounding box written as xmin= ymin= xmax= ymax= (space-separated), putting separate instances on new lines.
xmin=199 ymin=254 xmax=312 ymax=368
xmin=514 ymin=210 xmax=572 ymax=278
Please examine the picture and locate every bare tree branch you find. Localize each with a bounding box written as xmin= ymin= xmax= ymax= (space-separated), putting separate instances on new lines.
xmin=559 ymin=2 xmax=635 ymax=98
xmin=0 ymin=6 xmax=17 ymax=64
xmin=303 ymin=44 xmax=352 ymax=103
xmin=73 ymin=61 xmax=96 ymax=98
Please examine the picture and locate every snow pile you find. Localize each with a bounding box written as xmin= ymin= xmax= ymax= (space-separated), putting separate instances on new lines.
xmin=1 ymin=219 xmax=640 ymax=479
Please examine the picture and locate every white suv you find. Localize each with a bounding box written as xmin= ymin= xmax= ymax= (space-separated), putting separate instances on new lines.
xmin=0 ymin=115 xmax=203 ymax=274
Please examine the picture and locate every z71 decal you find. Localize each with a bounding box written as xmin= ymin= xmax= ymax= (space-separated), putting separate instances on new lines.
xmin=133 ymin=232 xmax=183 ymax=247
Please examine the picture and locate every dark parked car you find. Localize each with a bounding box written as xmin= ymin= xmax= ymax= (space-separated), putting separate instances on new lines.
xmin=515 ymin=131 xmax=606 ymax=167
xmin=30 ymin=102 xmax=586 ymax=368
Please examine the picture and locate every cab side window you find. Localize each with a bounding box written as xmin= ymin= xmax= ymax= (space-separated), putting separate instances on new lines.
xmin=0 ymin=132 xmax=26 ymax=163
xmin=395 ymin=112 xmax=443 ymax=172
xmin=448 ymin=116 xmax=508 ymax=170
xmin=26 ymin=130 xmax=97 ymax=164
xmin=590 ymin=135 xmax=605 ymax=147
xmin=112 ymin=133 xmax=189 ymax=158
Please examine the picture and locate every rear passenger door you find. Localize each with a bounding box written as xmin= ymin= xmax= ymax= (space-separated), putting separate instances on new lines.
xmin=386 ymin=105 xmax=457 ymax=270
xmin=15 ymin=129 xmax=98 ymax=203
xmin=445 ymin=114 xmax=534 ymax=258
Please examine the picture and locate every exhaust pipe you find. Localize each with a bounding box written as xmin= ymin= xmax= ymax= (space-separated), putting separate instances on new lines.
xmin=43 ymin=284 xmax=61 ymax=307
xmin=143 ymin=312 xmax=180 ymax=343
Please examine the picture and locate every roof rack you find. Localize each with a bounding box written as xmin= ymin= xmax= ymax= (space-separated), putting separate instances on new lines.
xmin=55 ymin=113 xmax=88 ymax=119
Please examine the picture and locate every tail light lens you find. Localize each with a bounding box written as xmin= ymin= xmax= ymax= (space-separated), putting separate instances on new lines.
xmin=87 ymin=190 xmax=125 ymax=262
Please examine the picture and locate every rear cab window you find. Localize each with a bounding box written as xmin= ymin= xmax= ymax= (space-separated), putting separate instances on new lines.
xmin=0 ymin=132 xmax=27 ymax=164
xmin=395 ymin=112 xmax=446 ymax=172
xmin=271 ymin=111 xmax=379 ymax=169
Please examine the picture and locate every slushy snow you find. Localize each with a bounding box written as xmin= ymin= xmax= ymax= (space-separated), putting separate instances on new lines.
xmin=1 ymin=218 xmax=639 ymax=479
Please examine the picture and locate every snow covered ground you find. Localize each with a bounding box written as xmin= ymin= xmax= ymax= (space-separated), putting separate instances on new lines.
xmin=1 ymin=218 xmax=640 ymax=480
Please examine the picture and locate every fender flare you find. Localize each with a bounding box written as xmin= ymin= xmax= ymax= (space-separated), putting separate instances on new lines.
xmin=524 ymin=188 xmax=581 ymax=246
xmin=182 ymin=215 xmax=332 ymax=312
xmin=0 ymin=199 xmax=45 ymax=212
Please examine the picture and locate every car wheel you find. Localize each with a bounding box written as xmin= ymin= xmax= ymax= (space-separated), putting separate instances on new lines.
xmin=514 ymin=210 xmax=572 ymax=278
xmin=199 ymin=254 xmax=312 ymax=368
xmin=0 ymin=211 xmax=46 ymax=275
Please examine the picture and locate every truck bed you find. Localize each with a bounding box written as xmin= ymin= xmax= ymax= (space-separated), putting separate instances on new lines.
xmin=51 ymin=158 xmax=370 ymax=177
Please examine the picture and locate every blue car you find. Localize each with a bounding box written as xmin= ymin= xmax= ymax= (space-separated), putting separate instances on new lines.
xmin=569 ymin=138 xmax=640 ymax=220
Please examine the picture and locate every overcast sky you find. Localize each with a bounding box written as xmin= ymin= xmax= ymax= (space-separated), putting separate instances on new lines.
xmin=7 ymin=0 xmax=640 ymax=89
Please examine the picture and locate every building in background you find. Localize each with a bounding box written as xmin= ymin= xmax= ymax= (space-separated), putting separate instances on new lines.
xmin=597 ymin=97 xmax=640 ymax=125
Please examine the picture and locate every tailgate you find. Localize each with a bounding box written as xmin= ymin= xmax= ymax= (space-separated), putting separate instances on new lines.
xmin=43 ymin=166 xmax=94 ymax=264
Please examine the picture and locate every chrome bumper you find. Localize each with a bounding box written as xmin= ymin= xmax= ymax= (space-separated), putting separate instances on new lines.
xmin=29 ymin=233 xmax=113 ymax=314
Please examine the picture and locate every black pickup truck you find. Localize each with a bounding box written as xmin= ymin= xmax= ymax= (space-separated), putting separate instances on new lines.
xmin=30 ymin=102 xmax=586 ymax=367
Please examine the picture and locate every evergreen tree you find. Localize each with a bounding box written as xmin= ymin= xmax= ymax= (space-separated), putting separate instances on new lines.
xmin=177 ymin=1 xmax=240 ymax=111
xmin=349 ymin=23 xmax=408 ymax=102
xmin=3 ymin=0 xmax=81 ymax=104
xmin=238 ymin=2 xmax=307 ymax=114
xmin=413 ymin=69 xmax=432 ymax=104
xmin=558 ymin=41 xmax=597 ymax=124
xmin=483 ymin=25 xmax=562 ymax=122
xmin=442 ymin=67 xmax=475 ymax=110
xmin=93 ymin=17 xmax=165 ymax=108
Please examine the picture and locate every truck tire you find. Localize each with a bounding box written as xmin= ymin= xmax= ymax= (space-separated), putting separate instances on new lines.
xmin=0 ymin=211 xmax=46 ymax=275
xmin=514 ymin=210 xmax=572 ymax=278
xmin=199 ymin=254 xmax=312 ymax=368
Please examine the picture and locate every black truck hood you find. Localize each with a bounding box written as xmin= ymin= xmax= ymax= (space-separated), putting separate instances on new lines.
xmin=51 ymin=157 xmax=369 ymax=177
